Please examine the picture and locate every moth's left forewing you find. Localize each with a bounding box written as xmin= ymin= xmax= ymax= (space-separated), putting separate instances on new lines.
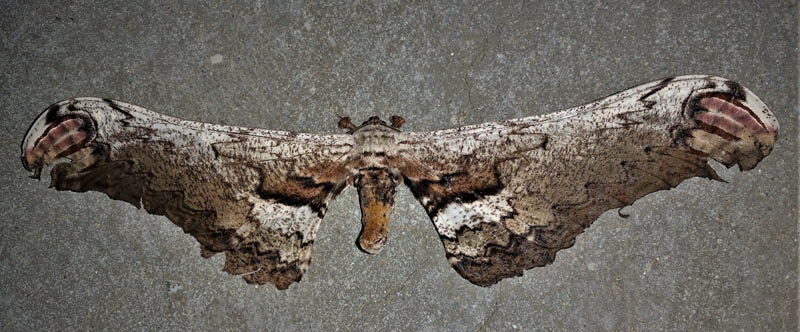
xmin=395 ymin=75 xmax=778 ymax=286
xmin=21 ymin=98 xmax=357 ymax=289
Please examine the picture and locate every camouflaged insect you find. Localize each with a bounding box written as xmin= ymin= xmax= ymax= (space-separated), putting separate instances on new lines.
xmin=21 ymin=75 xmax=779 ymax=289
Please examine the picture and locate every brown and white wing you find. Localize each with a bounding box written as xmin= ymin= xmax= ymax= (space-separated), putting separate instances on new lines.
xmin=21 ymin=98 xmax=354 ymax=289
xmin=395 ymin=75 xmax=778 ymax=286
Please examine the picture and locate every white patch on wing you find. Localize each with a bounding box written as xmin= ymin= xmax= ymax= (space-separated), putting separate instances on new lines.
xmin=248 ymin=197 xmax=320 ymax=241
xmin=433 ymin=194 xmax=514 ymax=238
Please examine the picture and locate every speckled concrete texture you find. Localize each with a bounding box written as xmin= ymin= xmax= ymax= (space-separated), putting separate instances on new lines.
xmin=1 ymin=1 xmax=797 ymax=331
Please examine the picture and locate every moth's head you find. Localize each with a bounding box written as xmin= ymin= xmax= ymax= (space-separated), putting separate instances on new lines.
xmin=361 ymin=116 xmax=386 ymax=127
xmin=338 ymin=115 xmax=405 ymax=133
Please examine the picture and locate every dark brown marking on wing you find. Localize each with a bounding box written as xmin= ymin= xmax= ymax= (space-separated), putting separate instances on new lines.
xmin=101 ymin=98 xmax=135 ymax=119
xmin=638 ymin=77 xmax=674 ymax=109
xmin=404 ymin=166 xmax=504 ymax=217
xmin=222 ymin=227 xmax=312 ymax=290
xmin=209 ymin=136 xmax=250 ymax=161
xmin=256 ymin=174 xmax=339 ymax=218
xmin=444 ymin=222 xmax=557 ymax=287
xmin=614 ymin=109 xmax=646 ymax=126
xmin=724 ymin=80 xmax=747 ymax=101
xmin=701 ymin=79 xmax=717 ymax=90
xmin=44 ymin=102 xmax=62 ymax=124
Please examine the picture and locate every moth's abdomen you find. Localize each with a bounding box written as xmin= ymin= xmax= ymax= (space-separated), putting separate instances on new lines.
xmin=355 ymin=168 xmax=400 ymax=254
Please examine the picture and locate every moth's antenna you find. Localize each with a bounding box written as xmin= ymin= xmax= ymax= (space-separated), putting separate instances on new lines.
xmin=325 ymin=104 xmax=346 ymax=120
xmin=328 ymin=105 xmax=356 ymax=131
xmin=378 ymin=106 xmax=391 ymax=123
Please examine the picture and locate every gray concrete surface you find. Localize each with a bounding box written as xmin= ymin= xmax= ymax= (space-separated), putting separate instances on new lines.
xmin=1 ymin=1 xmax=797 ymax=331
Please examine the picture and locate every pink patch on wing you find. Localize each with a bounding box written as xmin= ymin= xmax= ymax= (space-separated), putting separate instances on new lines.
xmin=25 ymin=118 xmax=87 ymax=165
xmin=699 ymin=96 xmax=773 ymax=134
xmin=694 ymin=111 xmax=744 ymax=134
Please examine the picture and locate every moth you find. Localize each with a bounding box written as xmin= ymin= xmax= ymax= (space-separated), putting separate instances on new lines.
xmin=21 ymin=75 xmax=778 ymax=290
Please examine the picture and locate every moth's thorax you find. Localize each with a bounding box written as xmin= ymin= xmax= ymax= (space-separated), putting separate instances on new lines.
xmin=351 ymin=124 xmax=401 ymax=169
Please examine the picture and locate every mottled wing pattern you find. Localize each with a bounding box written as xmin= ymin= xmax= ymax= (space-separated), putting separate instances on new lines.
xmin=21 ymin=98 xmax=353 ymax=289
xmin=396 ymin=76 xmax=778 ymax=286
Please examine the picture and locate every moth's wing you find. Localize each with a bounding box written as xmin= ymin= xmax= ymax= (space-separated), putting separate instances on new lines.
xmin=21 ymin=98 xmax=354 ymax=289
xmin=396 ymin=76 xmax=778 ymax=286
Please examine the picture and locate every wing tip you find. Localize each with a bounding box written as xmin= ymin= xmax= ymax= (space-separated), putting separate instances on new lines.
xmin=684 ymin=79 xmax=778 ymax=173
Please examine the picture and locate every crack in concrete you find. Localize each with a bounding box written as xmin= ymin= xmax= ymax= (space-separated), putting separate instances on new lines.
xmin=461 ymin=2 xmax=521 ymax=117
xmin=343 ymin=265 xmax=424 ymax=332
xmin=475 ymin=283 xmax=506 ymax=332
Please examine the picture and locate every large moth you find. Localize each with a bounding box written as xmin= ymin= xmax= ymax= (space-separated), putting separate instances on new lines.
xmin=21 ymin=75 xmax=778 ymax=290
